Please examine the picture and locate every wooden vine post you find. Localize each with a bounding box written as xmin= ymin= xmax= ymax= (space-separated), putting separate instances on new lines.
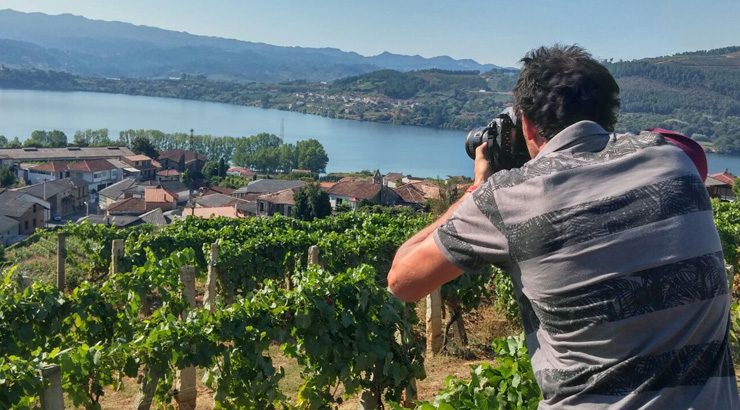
xmin=426 ymin=287 xmax=443 ymax=353
xmin=56 ymin=232 xmax=65 ymax=291
xmin=39 ymin=364 xmax=64 ymax=410
xmin=204 ymin=243 xmax=218 ymax=313
xmin=175 ymin=266 xmax=198 ymax=410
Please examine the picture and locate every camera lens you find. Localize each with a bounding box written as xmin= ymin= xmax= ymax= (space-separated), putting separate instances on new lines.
xmin=465 ymin=127 xmax=486 ymax=159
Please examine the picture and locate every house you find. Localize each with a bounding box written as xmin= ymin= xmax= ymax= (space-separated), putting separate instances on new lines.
xmin=22 ymin=161 xmax=70 ymax=185
xmin=0 ymin=190 xmax=49 ymax=235
xmin=67 ymin=159 xmax=122 ymax=197
xmin=106 ymin=187 xmax=176 ymax=216
xmin=0 ymin=146 xmax=134 ymax=168
xmin=14 ymin=178 xmax=88 ymax=220
xmin=0 ymin=215 xmax=19 ymax=245
xmin=98 ymin=178 xmax=140 ymax=211
xmin=160 ymin=180 xmax=190 ymax=204
xmin=326 ymin=178 xmax=402 ymax=210
xmin=188 ymin=193 xmax=256 ymax=219
xmin=706 ymin=170 xmax=736 ymax=200
xmin=122 ymin=155 xmax=157 ymax=180
xmin=256 ymin=188 xmax=300 ymax=217
xmin=226 ymin=167 xmax=255 ymax=178
xmin=106 ymin=158 xmax=140 ymax=181
xmin=232 ymin=179 xmax=306 ymax=201
xmin=157 ymin=169 xmax=180 ymax=182
xmin=393 ymin=183 xmax=428 ymax=210
xmin=143 ymin=187 xmax=178 ymax=212
xmin=192 ymin=193 xmax=243 ymax=208
xmin=157 ymin=149 xmax=207 ymax=173
xmin=383 ymin=172 xmax=405 ymax=188
xmin=107 ymin=198 xmax=147 ymax=216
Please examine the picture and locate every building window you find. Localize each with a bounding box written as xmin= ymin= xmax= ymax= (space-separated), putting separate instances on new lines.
xmin=259 ymin=202 xmax=265 ymax=212
xmin=33 ymin=219 xmax=36 ymax=228
xmin=25 ymin=221 xmax=28 ymax=231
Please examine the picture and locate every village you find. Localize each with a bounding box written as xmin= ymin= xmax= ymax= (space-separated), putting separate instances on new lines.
xmin=0 ymin=145 xmax=455 ymax=245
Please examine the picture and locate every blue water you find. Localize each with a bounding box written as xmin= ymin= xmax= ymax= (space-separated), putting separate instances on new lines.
xmin=0 ymin=89 xmax=738 ymax=177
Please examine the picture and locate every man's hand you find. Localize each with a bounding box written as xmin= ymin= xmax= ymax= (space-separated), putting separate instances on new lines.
xmin=473 ymin=141 xmax=492 ymax=186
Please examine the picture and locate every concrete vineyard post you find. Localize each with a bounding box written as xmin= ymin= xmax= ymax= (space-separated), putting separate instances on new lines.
xmin=426 ymin=287 xmax=443 ymax=353
xmin=204 ymin=243 xmax=218 ymax=313
xmin=56 ymin=232 xmax=65 ymax=291
xmin=110 ymin=239 xmax=124 ymax=275
xmin=308 ymin=245 xmax=319 ymax=265
xmin=39 ymin=365 xmax=64 ymax=410
xmin=175 ymin=266 xmax=197 ymax=410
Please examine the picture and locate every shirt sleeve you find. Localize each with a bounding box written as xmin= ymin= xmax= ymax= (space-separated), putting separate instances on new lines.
xmin=433 ymin=183 xmax=510 ymax=273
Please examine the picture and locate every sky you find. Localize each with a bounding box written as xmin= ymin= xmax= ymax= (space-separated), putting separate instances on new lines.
xmin=0 ymin=0 xmax=738 ymax=67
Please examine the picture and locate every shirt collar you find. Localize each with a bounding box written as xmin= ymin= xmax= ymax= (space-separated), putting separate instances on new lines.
xmin=535 ymin=121 xmax=610 ymax=159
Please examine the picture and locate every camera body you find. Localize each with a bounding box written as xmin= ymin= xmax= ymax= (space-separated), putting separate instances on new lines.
xmin=465 ymin=107 xmax=530 ymax=172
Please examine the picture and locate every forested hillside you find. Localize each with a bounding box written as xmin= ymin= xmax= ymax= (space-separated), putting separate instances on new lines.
xmin=605 ymin=46 xmax=740 ymax=152
xmin=0 ymin=47 xmax=738 ymax=152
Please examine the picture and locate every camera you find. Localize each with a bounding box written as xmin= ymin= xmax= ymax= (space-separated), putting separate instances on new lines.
xmin=465 ymin=107 xmax=530 ymax=172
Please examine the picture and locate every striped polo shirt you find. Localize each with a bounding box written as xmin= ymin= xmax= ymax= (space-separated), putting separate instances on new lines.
xmin=434 ymin=121 xmax=739 ymax=409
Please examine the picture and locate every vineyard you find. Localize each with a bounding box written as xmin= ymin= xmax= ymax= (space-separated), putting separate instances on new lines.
xmin=1 ymin=201 xmax=739 ymax=409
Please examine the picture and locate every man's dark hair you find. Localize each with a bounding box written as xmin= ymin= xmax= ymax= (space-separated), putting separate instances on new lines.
xmin=513 ymin=45 xmax=620 ymax=139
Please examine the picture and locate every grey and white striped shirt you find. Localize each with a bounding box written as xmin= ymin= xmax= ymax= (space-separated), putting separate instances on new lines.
xmin=434 ymin=120 xmax=739 ymax=409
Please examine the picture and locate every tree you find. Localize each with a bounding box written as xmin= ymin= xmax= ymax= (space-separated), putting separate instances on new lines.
xmin=0 ymin=165 xmax=16 ymax=188
xmin=295 ymin=139 xmax=329 ymax=173
xmin=73 ymin=129 xmax=111 ymax=147
xmin=733 ymin=179 xmax=740 ymax=198
xmin=293 ymin=183 xmax=332 ymax=220
xmin=232 ymin=133 xmax=283 ymax=170
xmin=0 ymin=136 xmax=7 ymax=148
xmin=6 ymin=137 xmax=22 ymax=149
xmin=277 ymin=143 xmax=297 ymax=172
xmin=25 ymin=130 xmax=67 ymax=148
xmin=202 ymin=159 xmax=228 ymax=179
xmin=130 ymin=136 xmax=159 ymax=158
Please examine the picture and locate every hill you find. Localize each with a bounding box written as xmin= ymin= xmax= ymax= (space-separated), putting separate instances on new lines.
xmin=604 ymin=46 xmax=740 ymax=152
xmin=0 ymin=9 xmax=499 ymax=82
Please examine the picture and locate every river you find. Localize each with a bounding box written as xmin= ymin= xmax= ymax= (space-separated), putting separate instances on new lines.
xmin=0 ymin=89 xmax=738 ymax=177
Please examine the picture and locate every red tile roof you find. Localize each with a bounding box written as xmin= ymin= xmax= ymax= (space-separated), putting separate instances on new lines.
xmin=125 ymin=155 xmax=152 ymax=162
xmin=108 ymin=197 xmax=147 ymax=213
xmin=258 ymin=188 xmax=298 ymax=205
xmin=394 ymin=184 xmax=426 ymax=204
xmin=29 ymin=161 xmax=69 ymax=173
xmin=144 ymin=188 xmax=176 ymax=203
xmin=68 ymin=159 xmax=116 ymax=173
xmin=227 ymin=167 xmax=254 ymax=177
xmin=709 ymin=171 xmax=736 ymax=186
xmin=407 ymin=181 xmax=441 ymax=200
xmin=157 ymin=169 xmax=181 ymax=177
xmin=327 ymin=181 xmax=381 ymax=200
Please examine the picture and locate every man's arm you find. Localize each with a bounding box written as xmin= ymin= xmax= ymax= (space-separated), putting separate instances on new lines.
xmin=387 ymin=143 xmax=491 ymax=302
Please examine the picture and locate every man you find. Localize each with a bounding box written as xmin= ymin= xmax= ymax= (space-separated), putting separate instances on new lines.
xmin=387 ymin=45 xmax=739 ymax=408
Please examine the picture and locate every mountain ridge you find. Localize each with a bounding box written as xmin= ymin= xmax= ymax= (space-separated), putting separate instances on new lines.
xmin=0 ymin=9 xmax=500 ymax=82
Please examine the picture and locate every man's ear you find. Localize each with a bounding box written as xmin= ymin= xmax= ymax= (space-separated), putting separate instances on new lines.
xmin=520 ymin=114 xmax=548 ymax=158
xmin=520 ymin=114 xmax=539 ymax=143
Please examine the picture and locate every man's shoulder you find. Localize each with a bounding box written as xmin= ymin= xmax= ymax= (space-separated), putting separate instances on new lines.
xmin=489 ymin=131 xmax=667 ymax=192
